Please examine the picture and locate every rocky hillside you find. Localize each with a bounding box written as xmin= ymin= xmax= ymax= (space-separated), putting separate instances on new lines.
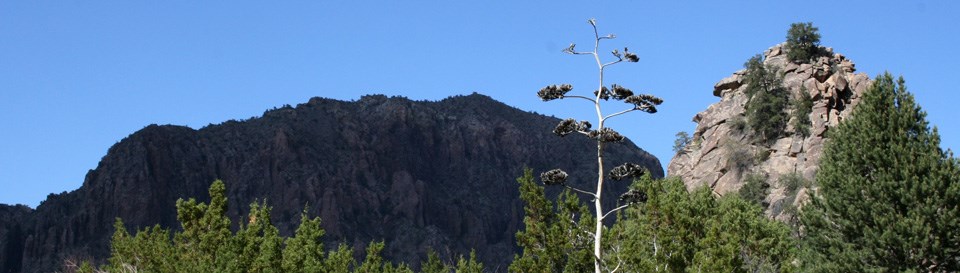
xmin=669 ymin=43 xmax=871 ymax=219
xmin=0 ymin=93 xmax=662 ymax=273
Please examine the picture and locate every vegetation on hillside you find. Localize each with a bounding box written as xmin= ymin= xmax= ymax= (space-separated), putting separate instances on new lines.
xmin=96 ymin=180 xmax=482 ymax=273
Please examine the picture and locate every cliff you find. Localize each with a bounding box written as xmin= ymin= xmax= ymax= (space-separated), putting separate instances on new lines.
xmin=0 ymin=93 xmax=662 ymax=272
xmin=668 ymin=43 xmax=871 ymax=219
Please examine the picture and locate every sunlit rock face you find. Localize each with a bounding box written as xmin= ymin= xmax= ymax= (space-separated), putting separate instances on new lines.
xmin=669 ymin=43 xmax=870 ymax=220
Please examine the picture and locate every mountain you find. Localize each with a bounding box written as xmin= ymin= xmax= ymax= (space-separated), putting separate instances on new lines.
xmin=668 ymin=43 xmax=870 ymax=220
xmin=0 ymin=93 xmax=662 ymax=273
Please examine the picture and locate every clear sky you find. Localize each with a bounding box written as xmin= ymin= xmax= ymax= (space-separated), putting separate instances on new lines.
xmin=2 ymin=1 xmax=958 ymax=208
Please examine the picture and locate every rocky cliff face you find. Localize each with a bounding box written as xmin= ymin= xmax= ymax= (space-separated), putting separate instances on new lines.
xmin=0 ymin=93 xmax=662 ymax=272
xmin=669 ymin=43 xmax=870 ymax=219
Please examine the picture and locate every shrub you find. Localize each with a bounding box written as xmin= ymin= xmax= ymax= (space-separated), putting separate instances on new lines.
xmin=791 ymin=88 xmax=813 ymax=137
xmin=739 ymin=173 xmax=770 ymax=208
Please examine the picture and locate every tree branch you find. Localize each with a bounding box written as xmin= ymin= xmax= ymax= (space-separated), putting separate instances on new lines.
xmin=602 ymin=204 xmax=631 ymax=220
xmin=602 ymin=108 xmax=637 ymax=122
xmin=564 ymin=185 xmax=599 ymax=200
xmin=564 ymin=95 xmax=598 ymax=104
xmin=601 ymin=59 xmax=624 ymax=68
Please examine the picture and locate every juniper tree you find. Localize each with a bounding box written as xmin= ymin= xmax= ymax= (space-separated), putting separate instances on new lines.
xmin=800 ymin=73 xmax=960 ymax=271
xmin=532 ymin=18 xmax=662 ymax=273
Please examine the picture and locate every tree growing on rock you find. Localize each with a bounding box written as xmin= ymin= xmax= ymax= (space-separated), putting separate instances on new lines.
xmin=785 ymin=22 xmax=822 ymax=63
xmin=743 ymin=54 xmax=789 ymax=143
xmin=525 ymin=18 xmax=662 ymax=273
xmin=800 ymin=73 xmax=960 ymax=271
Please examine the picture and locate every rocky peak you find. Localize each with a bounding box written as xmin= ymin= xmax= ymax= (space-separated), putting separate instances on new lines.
xmin=669 ymin=43 xmax=871 ymax=219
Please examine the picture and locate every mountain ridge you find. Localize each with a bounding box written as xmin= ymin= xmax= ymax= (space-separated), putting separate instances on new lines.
xmin=0 ymin=92 xmax=662 ymax=273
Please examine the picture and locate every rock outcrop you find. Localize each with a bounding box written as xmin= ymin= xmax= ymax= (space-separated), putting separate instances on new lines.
xmin=0 ymin=93 xmax=662 ymax=272
xmin=669 ymin=43 xmax=870 ymax=219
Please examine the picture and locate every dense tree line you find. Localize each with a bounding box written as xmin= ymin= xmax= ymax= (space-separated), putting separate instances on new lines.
xmin=84 ymin=180 xmax=483 ymax=273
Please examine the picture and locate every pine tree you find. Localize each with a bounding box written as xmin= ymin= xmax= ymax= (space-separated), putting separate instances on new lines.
xmin=174 ymin=179 xmax=234 ymax=271
xmin=785 ymin=22 xmax=822 ymax=63
xmin=800 ymin=73 xmax=960 ymax=271
xmin=454 ymin=251 xmax=483 ymax=273
xmin=282 ymin=210 xmax=327 ymax=273
xmin=420 ymin=249 xmax=451 ymax=273
xmin=509 ymin=169 xmax=593 ymax=272
xmin=325 ymin=244 xmax=357 ymax=273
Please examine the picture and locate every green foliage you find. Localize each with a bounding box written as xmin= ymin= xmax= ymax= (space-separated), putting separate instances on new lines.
xmin=780 ymin=172 xmax=807 ymax=195
xmin=106 ymin=180 xmax=457 ymax=273
xmin=325 ymin=244 xmax=357 ymax=273
xmin=791 ymin=88 xmax=813 ymax=137
xmin=282 ymin=210 xmax=326 ymax=273
xmin=800 ymin=73 xmax=960 ymax=271
xmin=729 ymin=116 xmax=747 ymax=135
xmin=738 ymin=173 xmax=770 ymax=208
xmin=510 ymin=169 xmax=593 ymax=273
xmin=420 ymin=249 xmax=451 ymax=273
xmin=785 ymin=22 xmax=822 ymax=63
xmin=454 ymin=250 xmax=483 ymax=273
xmin=616 ymin=174 xmax=795 ymax=272
xmin=724 ymin=141 xmax=752 ymax=174
xmin=673 ymin=131 xmax=692 ymax=154
xmin=743 ymin=55 xmax=789 ymax=143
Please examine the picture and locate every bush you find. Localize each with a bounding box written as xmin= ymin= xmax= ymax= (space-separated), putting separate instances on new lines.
xmin=739 ymin=173 xmax=770 ymax=208
xmin=785 ymin=22 xmax=822 ymax=63
xmin=725 ymin=141 xmax=752 ymax=174
xmin=791 ymin=88 xmax=813 ymax=136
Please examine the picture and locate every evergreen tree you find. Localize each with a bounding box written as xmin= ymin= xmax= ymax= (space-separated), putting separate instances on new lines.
xmin=454 ymin=251 xmax=483 ymax=273
xmin=420 ymin=249 xmax=451 ymax=273
xmin=785 ymin=22 xmax=822 ymax=63
xmin=509 ymin=169 xmax=593 ymax=273
xmin=325 ymin=244 xmax=357 ymax=273
xmin=282 ymin=210 xmax=327 ymax=273
xmin=743 ymin=54 xmax=789 ymax=143
xmin=174 ymin=180 xmax=234 ymax=272
xmin=356 ymin=241 xmax=386 ymax=273
xmin=800 ymin=73 xmax=960 ymax=271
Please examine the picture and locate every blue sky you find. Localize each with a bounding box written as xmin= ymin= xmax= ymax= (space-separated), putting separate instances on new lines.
xmin=2 ymin=1 xmax=958 ymax=207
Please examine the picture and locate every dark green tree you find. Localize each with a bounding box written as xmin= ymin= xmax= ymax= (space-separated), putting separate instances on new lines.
xmin=509 ymin=169 xmax=593 ymax=273
xmin=785 ymin=22 xmax=821 ymax=63
xmin=743 ymin=54 xmax=789 ymax=143
xmin=800 ymin=73 xmax=960 ymax=271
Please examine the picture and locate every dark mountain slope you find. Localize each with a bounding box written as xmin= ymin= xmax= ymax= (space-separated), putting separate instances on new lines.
xmin=2 ymin=93 xmax=662 ymax=272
